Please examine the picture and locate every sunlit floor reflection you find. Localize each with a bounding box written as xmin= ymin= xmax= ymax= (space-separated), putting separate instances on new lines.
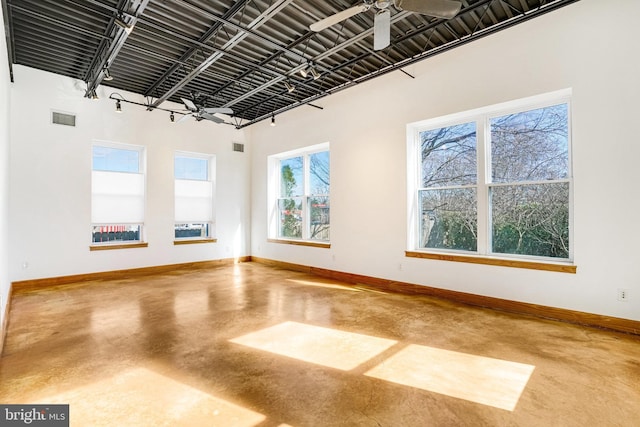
xmin=365 ymin=344 xmax=535 ymax=411
xmin=41 ymin=368 xmax=266 ymax=426
xmin=229 ymin=321 xmax=397 ymax=370
xmin=286 ymin=278 xmax=362 ymax=292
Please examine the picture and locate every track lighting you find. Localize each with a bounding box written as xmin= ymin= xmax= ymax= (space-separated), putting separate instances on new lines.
xmin=310 ymin=67 xmax=321 ymax=80
xmin=284 ymin=80 xmax=295 ymax=93
xmin=299 ymin=67 xmax=308 ymax=78
xmin=170 ymin=111 xmax=175 ymax=122
xmin=115 ymin=17 xmax=133 ymax=34
xmin=103 ymin=67 xmax=113 ymax=81
xmin=271 ymin=114 xmax=276 ymax=127
xmin=115 ymin=99 xmax=122 ymax=112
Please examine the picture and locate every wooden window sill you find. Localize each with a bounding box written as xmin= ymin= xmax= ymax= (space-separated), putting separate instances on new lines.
xmin=174 ymin=238 xmax=217 ymax=245
xmin=405 ymin=251 xmax=576 ymax=273
xmin=90 ymin=242 xmax=148 ymax=251
xmin=267 ymin=238 xmax=330 ymax=249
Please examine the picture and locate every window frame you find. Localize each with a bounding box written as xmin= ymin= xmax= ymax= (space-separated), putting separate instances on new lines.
xmin=173 ymin=151 xmax=216 ymax=244
xmin=90 ymin=141 xmax=146 ymax=249
xmin=268 ymin=142 xmax=330 ymax=247
xmin=407 ymin=89 xmax=574 ymax=268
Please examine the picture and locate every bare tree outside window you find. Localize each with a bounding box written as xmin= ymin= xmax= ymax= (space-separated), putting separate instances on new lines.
xmin=417 ymin=101 xmax=570 ymax=259
xmin=420 ymin=122 xmax=477 ymax=250
xmin=490 ymin=104 xmax=569 ymax=258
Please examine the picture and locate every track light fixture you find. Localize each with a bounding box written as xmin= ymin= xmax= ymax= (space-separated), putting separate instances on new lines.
xmin=310 ymin=67 xmax=321 ymax=80
xmin=170 ymin=111 xmax=175 ymax=122
xmin=115 ymin=99 xmax=122 ymax=112
xmin=271 ymin=114 xmax=276 ymax=127
xmin=299 ymin=67 xmax=308 ymax=78
xmin=103 ymin=67 xmax=113 ymax=81
xmin=284 ymin=80 xmax=295 ymax=93
xmin=115 ymin=17 xmax=133 ymax=34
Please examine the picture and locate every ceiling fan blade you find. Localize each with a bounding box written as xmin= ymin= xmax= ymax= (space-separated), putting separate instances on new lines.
xmin=373 ymin=9 xmax=391 ymax=51
xmin=177 ymin=113 xmax=192 ymax=123
xmin=181 ymin=98 xmax=197 ymax=111
xmin=310 ymin=4 xmax=368 ymax=32
xmin=394 ymin=0 xmax=461 ymax=19
xmin=203 ymin=107 xmax=233 ymax=115
xmin=200 ymin=113 xmax=224 ymax=123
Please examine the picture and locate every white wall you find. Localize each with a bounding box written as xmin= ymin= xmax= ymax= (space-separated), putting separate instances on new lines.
xmin=250 ymin=0 xmax=640 ymax=321
xmin=0 ymin=5 xmax=11 ymax=327
xmin=9 ymin=65 xmax=251 ymax=281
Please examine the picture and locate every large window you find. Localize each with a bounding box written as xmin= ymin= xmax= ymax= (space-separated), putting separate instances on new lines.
xmin=269 ymin=143 xmax=330 ymax=244
xmin=91 ymin=143 xmax=145 ymax=246
xmin=409 ymin=90 xmax=572 ymax=262
xmin=174 ymin=152 xmax=214 ymax=241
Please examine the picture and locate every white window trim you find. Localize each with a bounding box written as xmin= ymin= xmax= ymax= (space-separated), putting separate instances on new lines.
xmin=407 ymin=89 xmax=573 ymax=263
xmin=268 ymin=142 xmax=330 ymax=243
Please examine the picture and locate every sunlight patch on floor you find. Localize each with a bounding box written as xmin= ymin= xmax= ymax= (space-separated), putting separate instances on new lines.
xmin=229 ymin=321 xmax=397 ymax=370
xmin=286 ymin=278 xmax=362 ymax=292
xmin=364 ymin=344 xmax=535 ymax=411
xmin=41 ymin=368 xmax=266 ymax=426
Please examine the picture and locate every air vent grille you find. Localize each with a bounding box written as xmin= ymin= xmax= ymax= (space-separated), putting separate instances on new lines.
xmin=233 ymin=142 xmax=244 ymax=153
xmin=52 ymin=111 xmax=76 ymax=127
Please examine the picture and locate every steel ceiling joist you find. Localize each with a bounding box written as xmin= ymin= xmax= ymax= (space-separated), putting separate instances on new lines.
xmin=84 ymin=0 xmax=149 ymax=97
xmin=148 ymin=0 xmax=297 ymax=110
xmin=4 ymin=0 xmax=582 ymax=127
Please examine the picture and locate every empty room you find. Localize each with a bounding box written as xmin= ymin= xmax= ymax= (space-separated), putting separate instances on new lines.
xmin=0 ymin=0 xmax=638 ymax=426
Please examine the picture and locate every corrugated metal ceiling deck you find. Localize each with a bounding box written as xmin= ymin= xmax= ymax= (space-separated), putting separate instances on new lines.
xmin=2 ymin=0 xmax=580 ymax=128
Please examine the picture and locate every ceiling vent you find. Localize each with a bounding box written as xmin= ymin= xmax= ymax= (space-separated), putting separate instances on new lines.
xmin=232 ymin=142 xmax=244 ymax=153
xmin=52 ymin=111 xmax=76 ymax=127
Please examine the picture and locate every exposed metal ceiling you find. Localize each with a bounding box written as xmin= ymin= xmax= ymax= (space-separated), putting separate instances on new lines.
xmin=2 ymin=0 xmax=579 ymax=128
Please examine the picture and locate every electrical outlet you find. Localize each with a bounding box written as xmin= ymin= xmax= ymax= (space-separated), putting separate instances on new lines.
xmin=617 ymin=289 xmax=629 ymax=302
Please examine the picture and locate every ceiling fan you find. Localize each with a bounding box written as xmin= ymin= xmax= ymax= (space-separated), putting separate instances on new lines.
xmin=310 ymin=0 xmax=462 ymax=50
xmin=178 ymin=97 xmax=233 ymax=124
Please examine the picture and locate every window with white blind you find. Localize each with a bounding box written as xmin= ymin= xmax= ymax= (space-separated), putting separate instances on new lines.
xmin=91 ymin=142 xmax=145 ymax=247
xmin=174 ymin=152 xmax=215 ymax=242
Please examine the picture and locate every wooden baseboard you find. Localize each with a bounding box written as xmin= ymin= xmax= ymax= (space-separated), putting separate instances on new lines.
xmin=1 ymin=283 xmax=12 ymax=356
xmin=11 ymin=256 xmax=251 ymax=295
xmin=251 ymin=257 xmax=640 ymax=336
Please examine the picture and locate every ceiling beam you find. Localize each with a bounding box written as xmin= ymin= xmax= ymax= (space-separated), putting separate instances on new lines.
xmin=148 ymin=0 xmax=296 ymax=109
xmin=84 ymin=0 xmax=149 ymax=97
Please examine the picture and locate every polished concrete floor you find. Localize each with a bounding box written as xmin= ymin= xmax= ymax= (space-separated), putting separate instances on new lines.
xmin=1 ymin=262 xmax=639 ymax=426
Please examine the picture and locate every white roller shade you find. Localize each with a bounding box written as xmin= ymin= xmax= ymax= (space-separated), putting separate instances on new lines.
xmin=175 ymin=179 xmax=213 ymax=222
xmin=92 ymin=171 xmax=145 ymax=223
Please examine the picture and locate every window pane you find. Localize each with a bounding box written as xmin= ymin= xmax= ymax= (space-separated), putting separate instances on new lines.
xmin=92 ymin=225 xmax=141 ymax=243
xmin=420 ymin=122 xmax=477 ymax=188
xmin=280 ymin=157 xmax=303 ymax=197
xmin=491 ymin=104 xmax=569 ymax=183
xmin=278 ymin=198 xmax=302 ymax=238
xmin=93 ymin=146 xmax=140 ymax=173
xmin=491 ymin=183 xmax=569 ymax=258
xmin=175 ymin=156 xmax=208 ymax=180
xmin=420 ymin=188 xmax=477 ymax=251
xmin=175 ymin=223 xmax=210 ymax=239
xmin=310 ymin=151 xmax=330 ymax=195
xmin=309 ymin=196 xmax=330 ymax=241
